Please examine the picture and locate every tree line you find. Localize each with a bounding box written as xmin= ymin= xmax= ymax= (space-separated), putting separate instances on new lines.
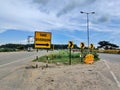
xmin=0 ymin=43 xmax=79 ymax=52
xmin=0 ymin=41 xmax=119 ymax=52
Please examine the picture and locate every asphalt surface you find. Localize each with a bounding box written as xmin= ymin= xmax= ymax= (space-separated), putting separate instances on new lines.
xmin=99 ymin=53 xmax=120 ymax=88
xmin=99 ymin=53 xmax=120 ymax=62
xmin=0 ymin=52 xmax=120 ymax=89
xmin=0 ymin=50 xmax=49 ymax=80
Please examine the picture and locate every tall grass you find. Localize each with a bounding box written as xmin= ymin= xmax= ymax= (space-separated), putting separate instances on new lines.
xmin=34 ymin=50 xmax=99 ymax=64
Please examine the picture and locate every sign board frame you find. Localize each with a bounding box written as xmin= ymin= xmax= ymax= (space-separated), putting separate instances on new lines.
xmin=34 ymin=31 xmax=51 ymax=49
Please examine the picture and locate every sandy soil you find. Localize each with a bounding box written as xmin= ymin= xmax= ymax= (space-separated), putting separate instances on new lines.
xmin=0 ymin=60 xmax=119 ymax=90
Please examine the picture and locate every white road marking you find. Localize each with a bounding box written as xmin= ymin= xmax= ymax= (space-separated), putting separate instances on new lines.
xmin=103 ymin=60 xmax=120 ymax=88
xmin=110 ymin=71 xmax=120 ymax=88
xmin=103 ymin=60 xmax=110 ymax=69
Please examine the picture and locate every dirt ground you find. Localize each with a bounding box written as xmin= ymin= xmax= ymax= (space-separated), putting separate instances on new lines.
xmin=0 ymin=60 xmax=119 ymax=90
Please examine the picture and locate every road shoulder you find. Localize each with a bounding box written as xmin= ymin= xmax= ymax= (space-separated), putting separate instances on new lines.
xmin=0 ymin=60 xmax=119 ymax=90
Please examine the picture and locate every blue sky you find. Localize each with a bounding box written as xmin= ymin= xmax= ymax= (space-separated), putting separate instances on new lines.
xmin=0 ymin=0 xmax=120 ymax=47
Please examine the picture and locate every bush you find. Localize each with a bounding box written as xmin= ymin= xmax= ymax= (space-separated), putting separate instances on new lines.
xmin=0 ymin=48 xmax=16 ymax=52
xmin=91 ymin=52 xmax=100 ymax=61
xmin=34 ymin=50 xmax=100 ymax=64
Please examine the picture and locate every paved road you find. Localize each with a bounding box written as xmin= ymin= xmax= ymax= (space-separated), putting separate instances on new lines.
xmin=0 ymin=50 xmax=49 ymax=80
xmin=99 ymin=53 xmax=120 ymax=88
xmin=99 ymin=53 xmax=120 ymax=62
xmin=0 ymin=52 xmax=120 ymax=89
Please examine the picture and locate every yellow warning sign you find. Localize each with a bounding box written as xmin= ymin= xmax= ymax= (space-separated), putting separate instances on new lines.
xmin=80 ymin=42 xmax=85 ymax=49
xmin=89 ymin=44 xmax=94 ymax=49
xmin=84 ymin=54 xmax=94 ymax=64
xmin=34 ymin=31 xmax=51 ymax=49
xmin=68 ymin=41 xmax=74 ymax=48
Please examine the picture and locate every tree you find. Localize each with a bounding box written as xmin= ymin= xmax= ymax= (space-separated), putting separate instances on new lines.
xmin=0 ymin=44 xmax=29 ymax=50
xmin=51 ymin=44 xmax=79 ymax=49
xmin=97 ymin=41 xmax=119 ymax=50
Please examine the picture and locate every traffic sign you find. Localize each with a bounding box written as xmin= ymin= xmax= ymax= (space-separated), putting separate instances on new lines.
xmin=34 ymin=31 xmax=51 ymax=49
xmin=80 ymin=42 xmax=85 ymax=49
xmin=84 ymin=54 xmax=94 ymax=64
xmin=89 ymin=43 xmax=94 ymax=49
xmin=68 ymin=41 xmax=74 ymax=48
xmin=68 ymin=41 xmax=74 ymax=65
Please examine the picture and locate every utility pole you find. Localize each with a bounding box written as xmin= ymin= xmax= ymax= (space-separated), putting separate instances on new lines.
xmin=27 ymin=36 xmax=33 ymax=51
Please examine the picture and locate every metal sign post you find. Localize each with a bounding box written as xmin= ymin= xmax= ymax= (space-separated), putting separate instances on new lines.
xmin=68 ymin=41 xmax=74 ymax=65
xmin=80 ymin=42 xmax=85 ymax=63
xmin=80 ymin=48 xmax=83 ymax=63
xmin=69 ymin=48 xmax=72 ymax=65
xmin=34 ymin=31 xmax=52 ymax=63
xmin=36 ymin=49 xmax=38 ymax=60
xmin=89 ymin=43 xmax=94 ymax=52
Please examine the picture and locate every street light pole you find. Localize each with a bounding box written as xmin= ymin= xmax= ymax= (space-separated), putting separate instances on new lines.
xmin=80 ymin=11 xmax=95 ymax=52
xmin=86 ymin=13 xmax=89 ymax=49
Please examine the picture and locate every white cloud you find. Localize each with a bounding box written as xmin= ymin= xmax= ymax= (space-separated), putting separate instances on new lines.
xmin=0 ymin=0 xmax=120 ymax=35
xmin=0 ymin=29 xmax=7 ymax=33
xmin=57 ymin=0 xmax=97 ymax=17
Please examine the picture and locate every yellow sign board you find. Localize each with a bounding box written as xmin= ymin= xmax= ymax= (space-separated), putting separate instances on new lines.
xmin=84 ymin=54 xmax=94 ymax=64
xmin=68 ymin=41 xmax=74 ymax=48
xmin=34 ymin=31 xmax=51 ymax=49
xmin=80 ymin=42 xmax=85 ymax=49
xmin=89 ymin=44 xmax=94 ymax=49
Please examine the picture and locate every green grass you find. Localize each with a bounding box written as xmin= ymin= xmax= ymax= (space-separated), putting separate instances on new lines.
xmin=0 ymin=48 xmax=16 ymax=52
xmin=33 ymin=50 xmax=100 ymax=64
